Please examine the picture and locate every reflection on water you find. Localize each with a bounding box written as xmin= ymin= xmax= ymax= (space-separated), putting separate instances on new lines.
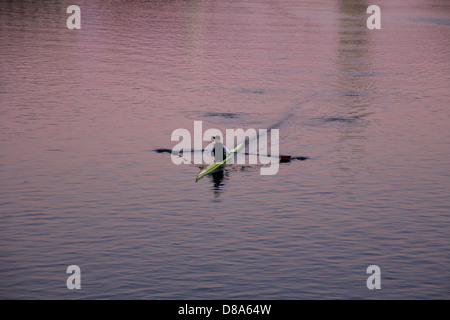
xmin=211 ymin=170 xmax=225 ymax=198
xmin=1 ymin=0 xmax=449 ymax=299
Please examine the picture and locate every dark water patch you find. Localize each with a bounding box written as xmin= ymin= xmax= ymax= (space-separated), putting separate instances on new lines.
xmin=325 ymin=117 xmax=357 ymax=123
xmin=315 ymin=117 xmax=361 ymax=123
xmin=344 ymin=91 xmax=360 ymax=97
xmin=181 ymin=110 xmax=264 ymax=123
xmin=304 ymin=116 xmax=369 ymax=128
xmin=347 ymin=72 xmax=377 ymax=78
xmin=238 ymin=88 xmax=266 ymax=94
xmin=411 ymin=17 xmax=450 ymax=27
xmin=204 ymin=112 xmax=240 ymax=119
xmin=181 ymin=111 xmax=246 ymax=120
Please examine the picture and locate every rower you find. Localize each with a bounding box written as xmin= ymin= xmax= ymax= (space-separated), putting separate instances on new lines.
xmin=205 ymin=135 xmax=231 ymax=162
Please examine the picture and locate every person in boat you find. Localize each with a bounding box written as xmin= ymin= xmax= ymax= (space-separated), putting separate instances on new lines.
xmin=205 ymin=135 xmax=231 ymax=162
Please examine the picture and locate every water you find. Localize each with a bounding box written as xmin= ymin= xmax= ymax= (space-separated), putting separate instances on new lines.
xmin=0 ymin=0 xmax=449 ymax=299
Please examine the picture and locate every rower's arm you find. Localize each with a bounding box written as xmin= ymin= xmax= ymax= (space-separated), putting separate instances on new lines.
xmin=204 ymin=143 xmax=214 ymax=155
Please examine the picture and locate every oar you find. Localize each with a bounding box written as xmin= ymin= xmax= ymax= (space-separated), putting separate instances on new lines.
xmin=243 ymin=152 xmax=292 ymax=162
xmin=153 ymin=148 xmax=204 ymax=155
xmin=154 ymin=148 xmax=307 ymax=161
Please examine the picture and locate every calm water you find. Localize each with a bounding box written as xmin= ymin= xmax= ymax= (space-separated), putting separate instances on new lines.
xmin=0 ymin=0 xmax=449 ymax=299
